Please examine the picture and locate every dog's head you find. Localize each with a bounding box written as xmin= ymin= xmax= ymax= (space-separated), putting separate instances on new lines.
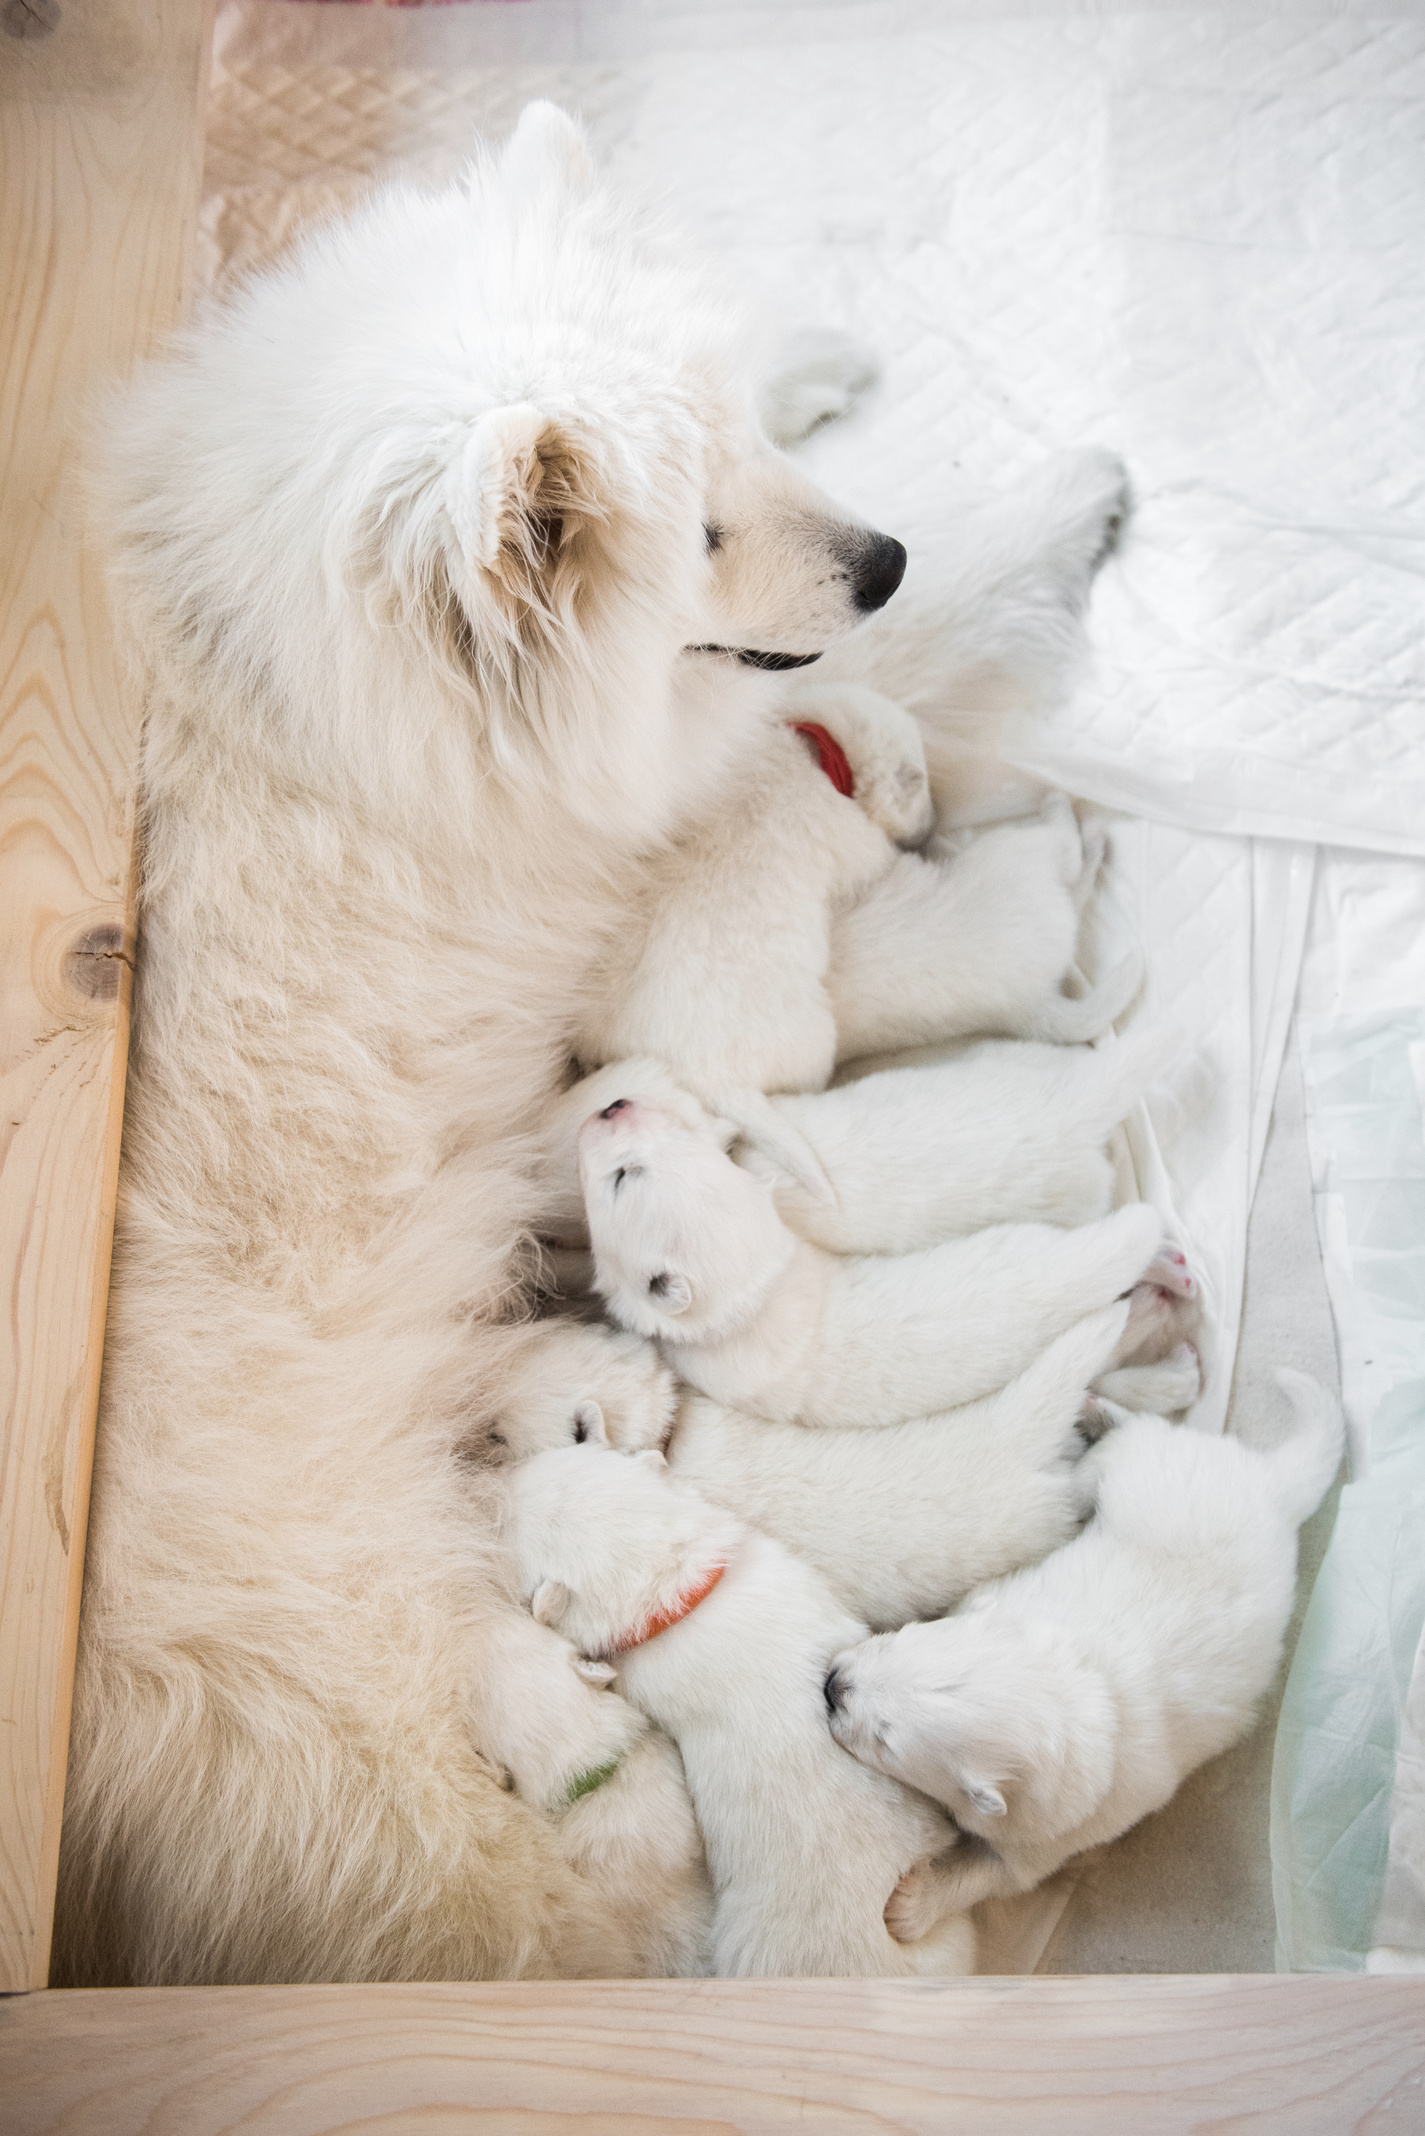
xmin=825 ymin=1614 xmax=1117 ymax=1847
xmin=101 ymin=105 xmax=908 ymax=850
xmin=577 ymin=1095 xmax=795 ymax=1342
xmin=512 ymin=1416 xmax=742 ymax=1661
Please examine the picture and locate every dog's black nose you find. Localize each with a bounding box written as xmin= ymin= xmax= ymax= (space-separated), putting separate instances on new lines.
xmin=824 ymin=1667 xmax=845 ymax=1715
xmin=598 ymin=1098 xmax=631 ymax=1120
xmin=851 ymin=533 xmax=907 ymax=614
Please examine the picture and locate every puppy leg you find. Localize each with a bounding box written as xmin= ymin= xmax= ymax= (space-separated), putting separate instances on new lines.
xmin=1093 ymin=1343 xmax=1202 ymax=1416
xmin=886 ymin=1838 xmax=1021 ymax=1927
xmin=828 ymin=804 xmax=1137 ymax=1060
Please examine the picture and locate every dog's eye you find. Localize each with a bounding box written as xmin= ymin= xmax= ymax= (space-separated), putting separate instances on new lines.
xmin=704 ymin=522 xmax=724 ymax=555
xmin=612 ymin=1168 xmax=626 ymax=1190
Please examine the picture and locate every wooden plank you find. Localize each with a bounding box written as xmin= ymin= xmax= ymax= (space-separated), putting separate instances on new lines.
xmin=0 ymin=0 xmax=215 ymax=1992
xmin=2 ymin=1977 xmax=1423 ymax=2134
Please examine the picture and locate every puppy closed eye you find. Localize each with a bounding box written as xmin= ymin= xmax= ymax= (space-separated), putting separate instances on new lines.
xmin=610 ymin=1165 xmax=642 ymax=1193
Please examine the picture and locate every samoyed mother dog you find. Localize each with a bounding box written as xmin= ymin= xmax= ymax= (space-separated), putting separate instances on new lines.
xmin=57 ymin=106 xmax=1122 ymax=1985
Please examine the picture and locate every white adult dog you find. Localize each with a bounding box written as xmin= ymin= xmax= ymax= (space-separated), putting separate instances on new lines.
xmin=512 ymin=1420 xmax=976 ymax=1977
xmin=60 ymin=105 xmax=931 ymax=1987
xmin=62 ymin=103 xmax=1132 ymax=1983
xmin=580 ymin=1095 xmax=1170 ymax=1424
xmin=825 ymin=1373 xmax=1344 ymax=1921
xmin=537 ymin=1025 xmax=1173 ymax=1257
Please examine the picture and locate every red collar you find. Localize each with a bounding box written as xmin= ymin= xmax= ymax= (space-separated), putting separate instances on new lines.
xmin=603 ymin=1561 xmax=727 ymax=1656
xmin=789 ymin=720 xmax=855 ymax=799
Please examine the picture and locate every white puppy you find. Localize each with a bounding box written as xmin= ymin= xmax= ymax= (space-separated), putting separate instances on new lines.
xmin=511 ymin=1420 xmax=975 ymax=1977
xmin=536 ymin=1026 xmax=1172 ymax=1258
xmin=467 ymin=1606 xmax=712 ymax=1977
xmin=668 ymin=1301 xmax=1180 ymax=1630
xmin=579 ymin=1096 xmax=1167 ymax=1426
xmin=825 ymin=1372 xmax=1344 ymax=1921
xmin=576 ymin=681 xmax=1135 ymax=1110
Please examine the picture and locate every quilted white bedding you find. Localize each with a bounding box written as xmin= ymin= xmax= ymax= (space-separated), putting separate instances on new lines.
xmin=206 ymin=0 xmax=1425 ymax=1972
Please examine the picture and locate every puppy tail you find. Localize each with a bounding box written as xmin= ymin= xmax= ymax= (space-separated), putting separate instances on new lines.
xmin=1027 ymin=948 xmax=1145 ymax=1045
xmin=1268 ymin=1370 xmax=1347 ymax=1526
xmin=704 ymin=1084 xmax=839 ymax=1208
xmin=1083 ymin=1020 xmax=1181 ymax=1134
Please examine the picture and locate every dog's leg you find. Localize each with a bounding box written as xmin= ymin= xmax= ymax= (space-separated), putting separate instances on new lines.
xmin=828 ymin=802 xmax=1132 ymax=1062
xmin=759 ymin=328 xmax=879 ymax=448
xmin=885 ymin=1838 xmax=1020 ymax=1932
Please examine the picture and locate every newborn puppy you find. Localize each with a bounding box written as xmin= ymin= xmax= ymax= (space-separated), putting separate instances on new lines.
xmin=579 ymin=1096 xmax=1168 ymax=1427
xmin=468 ymin=1606 xmax=712 ymax=1977
xmin=576 ymin=682 xmax=1133 ymax=1106
xmin=536 ymin=1024 xmax=1173 ymax=1257
xmin=825 ymin=1372 xmax=1344 ymax=1921
xmin=511 ymin=1418 xmax=976 ymax=1978
xmin=669 ymin=1302 xmax=1166 ymax=1630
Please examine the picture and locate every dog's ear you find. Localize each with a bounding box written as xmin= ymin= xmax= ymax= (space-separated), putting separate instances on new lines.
xmin=443 ymin=405 xmax=602 ymax=600
xmin=530 ymin=1579 xmax=572 ymax=1629
xmin=573 ymin=1656 xmax=617 ymax=1685
xmin=963 ymin=1776 xmax=1008 ymax=1819
xmin=633 ymin=1447 xmax=667 ymax=1470
xmin=498 ymin=102 xmax=597 ymax=202
xmin=647 ymin=1271 xmax=692 ymax=1315
xmin=572 ymin=1400 xmax=608 ymax=1447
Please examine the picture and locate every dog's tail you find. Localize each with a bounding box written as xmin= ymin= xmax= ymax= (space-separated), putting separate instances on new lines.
xmin=704 ymin=1084 xmax=838 ymax=1208
xmin=1267 ymin=1370 xmax=1347 ymax=1527
xmin=1026 ymin=949 xmax=1144 ymax=1045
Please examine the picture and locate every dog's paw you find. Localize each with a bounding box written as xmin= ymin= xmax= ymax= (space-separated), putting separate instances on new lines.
xmin=760 ymin=328 xmax=879 ymax=448
xmin=1093 ymin=1341 xmax=1201 ymax=1415
xmin=885 ymin=1856 xmax=957 ymax=1944
xmin=1107 ymin=1251 xmax=1203 ymax=1374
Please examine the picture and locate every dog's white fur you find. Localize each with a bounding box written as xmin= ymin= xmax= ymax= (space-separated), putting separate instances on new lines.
xmin=511 ymin=1424 xmax=975 ymax=1977
xmin=537 ymin=1025 xmax=1172 ymax=1257
xmin=826 ymin=1372 xmax=1344 ymax=1920
xmin=669 ymin=1303 xmax=1150 ymax=1630
xmin=580 ymin=1098 xmax=1165 ymax=1425
xmin=58 ymin=105 xmax=927 ymax=1986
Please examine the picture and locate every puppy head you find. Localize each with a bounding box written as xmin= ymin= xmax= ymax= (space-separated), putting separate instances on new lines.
xmin=578 ymin=1098 xmax=795 ymax=1342
xmin=825 ymin=1614 xmax=1116 ymax=1847
xmin=537 ymin=1061 xmax=719 ymax=1243
xmin=790 ymin=684 xmax=933 ymax=848
xmin=512 ymin=1422 xmax=742 ymax=1660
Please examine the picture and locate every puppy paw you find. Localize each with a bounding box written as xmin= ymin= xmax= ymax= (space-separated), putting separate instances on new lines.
xmin=886 ymin=1857 xmax=957 ymax=1944
xmin=760 ymin=328 xmax=879 ymax=448
xmin=1093 ymin=1341 xmax=1201 ymax=1415
xmin=1109 ymin=1253 xmax=1203 ymax=1373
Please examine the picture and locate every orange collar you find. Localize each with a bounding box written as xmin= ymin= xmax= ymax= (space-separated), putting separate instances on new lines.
xmin=789 ymin=720 xmax=855 ymax=799
xmin=604 ymin=1561 xmax=727 ymax=1657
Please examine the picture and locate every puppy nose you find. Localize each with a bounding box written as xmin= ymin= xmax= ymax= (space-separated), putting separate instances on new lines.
xmin=824 ymin=1667 xmax=845 ymax=1715
xmin=851 ymin=533 xmax=907 ymax=614
xmin=598 ymin=1098 xmax=632 ymax=1120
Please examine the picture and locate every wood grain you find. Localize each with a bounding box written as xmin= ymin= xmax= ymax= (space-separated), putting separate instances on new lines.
xmin=0 ymin=0 xmax=214 ymax=1992
xmin=2 ymin=1976 xmax=1422 ymax=2134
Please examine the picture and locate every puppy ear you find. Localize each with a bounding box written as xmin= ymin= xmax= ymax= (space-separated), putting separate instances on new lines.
xmin=498 ymin=101 xmax=597 ymax=201
xmin=572 ymin=1400 xmax=608 ymax=1446
xmin=647 ymin=1271 xmax=692 ymax=1315
xmin=573 ymin=1656 xmax=617 ymax=1685
xmin=633 ymin=1447 xmax=667 ymax=1470
xmin=530 ymin=1579 xmax=572 ymax=1629
xmin=965 ymin=1778 xmax=1008 ymax=1819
